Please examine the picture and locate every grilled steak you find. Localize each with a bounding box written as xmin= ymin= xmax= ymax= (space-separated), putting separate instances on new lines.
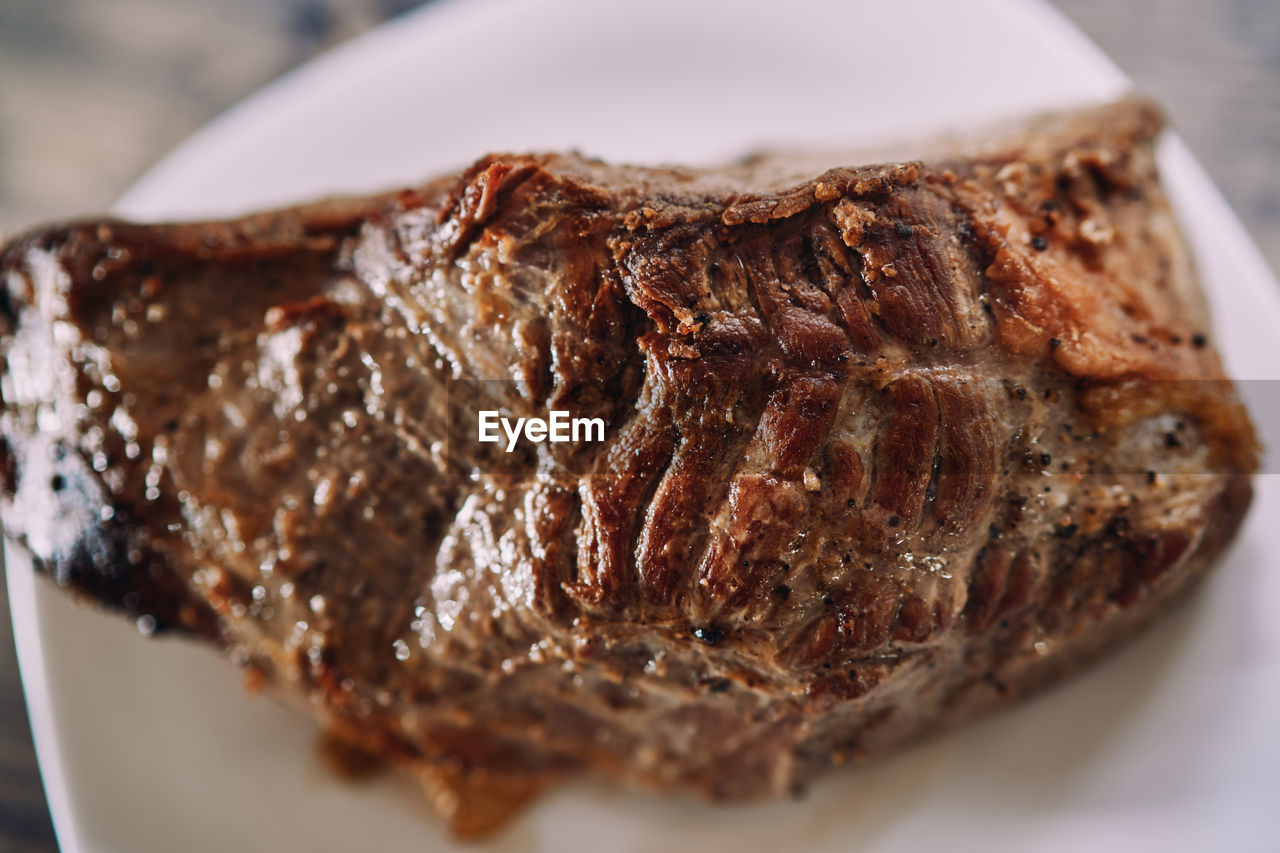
xmin=0 ymin=99 xmax=1258 ymax=837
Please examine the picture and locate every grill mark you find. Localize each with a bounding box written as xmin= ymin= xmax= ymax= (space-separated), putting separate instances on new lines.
xmin=616 ymin=229 xmax=716 ymax=334
xmin=683 ymin=420 xmax=768 ymax=617
xmin=680 ymin=375 xmax=773 ymax=618
xmin=922 ymin=375 xmax=999 ymax=542
xmin=634 ymin=378 xmax=748 ymax=607
xmin=819 ymin=385 xmax=872 ymax=516
xmin=695 ymin=373 xmax=843 ymax=614
xmin=805 ymin=217 xmax=883 ymax=356
xmin=795 ymin=229 xmax=829 ymax=302
xmin=886 ymin=187 xmax=985 ymax=350
xmin=748 ymin=229 xmax=849 ymax=366
xmin=569 ymin=386 xmax=675 ymax=609
xmin=864 ymin=376 xmax=939 ymax=536
xmin=435 ymin=160 xmax=543 ymax=262
xmin=684 ymin=226 xmax=853 ymax=614
xmin=942 ymin=201 xmax=1003 ymax=347
xmin=547 ymin=250 xmax=652 ymax=477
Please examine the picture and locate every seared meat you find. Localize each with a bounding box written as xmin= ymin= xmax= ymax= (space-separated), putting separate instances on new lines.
xmin=0 ymin=99 xmax=1257 ymax=837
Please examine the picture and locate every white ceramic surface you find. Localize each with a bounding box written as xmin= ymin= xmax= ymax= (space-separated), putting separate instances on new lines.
xmin=9 ymin=0 xmax=1280 ymax=850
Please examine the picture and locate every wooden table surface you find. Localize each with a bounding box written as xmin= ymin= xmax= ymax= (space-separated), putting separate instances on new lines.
xmin=1 ymin=1 xmax=1277 ymax=849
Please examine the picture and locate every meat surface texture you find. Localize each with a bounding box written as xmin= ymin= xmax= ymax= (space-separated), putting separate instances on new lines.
xmin=0 ymin=99 xmax=1258 ymax=836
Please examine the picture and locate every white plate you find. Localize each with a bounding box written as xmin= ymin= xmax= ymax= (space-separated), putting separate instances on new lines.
xmin=10 ymin=0 xmax=1280 ymax=850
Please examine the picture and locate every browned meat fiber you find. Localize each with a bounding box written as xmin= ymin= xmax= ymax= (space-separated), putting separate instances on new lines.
xmin=0 ymin=98 xmax=1258 ymax=837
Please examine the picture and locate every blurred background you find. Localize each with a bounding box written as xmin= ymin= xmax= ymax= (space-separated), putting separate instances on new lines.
xmin=0 ymin=0 xmax=1277 ymax=849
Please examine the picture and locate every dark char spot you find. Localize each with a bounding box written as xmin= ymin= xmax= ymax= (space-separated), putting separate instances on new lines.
xmin=692 ymin=626 xmax=725 ymax=645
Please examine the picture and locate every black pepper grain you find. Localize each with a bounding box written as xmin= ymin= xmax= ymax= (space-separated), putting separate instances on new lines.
xmin=692 ymin=626 xmax=725 ymax=645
